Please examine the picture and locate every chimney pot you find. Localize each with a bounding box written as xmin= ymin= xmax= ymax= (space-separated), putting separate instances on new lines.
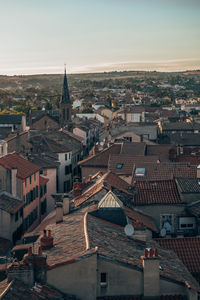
xmin=149 ymin=248 xmax=153 ymax=257
xmin=136 ymin=220 xmax=139 ymax=228
xmin=48 ymin=230 xmax=51 ymax=237
xmin=144 ymin=248 xmax=148 ymax=258
xmin=154 ymin=248 xmax=158 ymax=257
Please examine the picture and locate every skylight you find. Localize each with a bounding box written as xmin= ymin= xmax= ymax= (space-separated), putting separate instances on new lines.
xmin=116 ymin=163 xmax=123 ymax=169
xmin=135 ymin=168 xmax=146 ymax=177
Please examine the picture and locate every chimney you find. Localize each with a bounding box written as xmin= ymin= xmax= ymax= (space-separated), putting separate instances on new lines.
xmin=11 ymin=168 xmax=17 ymax=197
xmin=141 ymin=248 xmax=160 ymax=297
xmin=40 ymin=229 xmax=54 ymax=250
xmin=133 ymin=221 xmax=151 ymax=242
xmin=63 ymin=195 xmax=70 ymax=215
xmin=56 ymin=201 xmax=63 ymax=223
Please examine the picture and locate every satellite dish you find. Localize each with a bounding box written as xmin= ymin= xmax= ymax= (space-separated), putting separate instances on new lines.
xmin=160 ymin=228 xmax=166 ymax=237
xmin=124 ymin=224 xmax=134 ymax=236
xmin=163 ymin=221 xmax=171 ymax=232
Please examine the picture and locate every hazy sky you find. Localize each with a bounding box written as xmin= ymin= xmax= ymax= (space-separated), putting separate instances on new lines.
xmin=0 ymin=0 xmax=200 ymax=75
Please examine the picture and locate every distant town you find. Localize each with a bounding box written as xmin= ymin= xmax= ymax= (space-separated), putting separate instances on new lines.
xmin=0 ymin=69 xmax=200 ymax=299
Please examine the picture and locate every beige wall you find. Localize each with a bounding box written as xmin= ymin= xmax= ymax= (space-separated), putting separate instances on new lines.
xmin=47 ymin=255 xmax=97 ymax=300
xmin=134 ymin=204 xmax=185 ymax=233
xmin=42 ymin=168 xmax=57 ymax=214
xmin=46 ymin=254 xmax=192 ymax=300
xmin=0 ymin=209 xmax=23 ymax=241
xmin=97 ymin=259 xmax=143 ymax=297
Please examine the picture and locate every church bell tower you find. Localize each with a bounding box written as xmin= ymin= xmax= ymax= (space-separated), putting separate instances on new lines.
xmin=60 ymin=66 xmax=72 ymax=127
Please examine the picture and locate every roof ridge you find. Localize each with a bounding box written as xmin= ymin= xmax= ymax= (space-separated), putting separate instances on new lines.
xmin=84 ymin=212 xmax=90 ymax=250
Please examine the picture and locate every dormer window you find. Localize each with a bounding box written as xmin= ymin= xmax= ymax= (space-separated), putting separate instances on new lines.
xmin=116 ymin=163 xmax=123 ymax=169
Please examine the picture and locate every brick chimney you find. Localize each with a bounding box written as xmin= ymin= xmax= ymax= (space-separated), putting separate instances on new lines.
xmin=40 ymin=229 xmax=54 ymax=250
xmin=132 ymin=221 xmax=152 ymax=242
xmin=56 ymin=201 xmax=63 ymax=223
xmin=141 ymin=248 xmax=160 ymax=297
xmin=63 ymin=195 xmax=70 ymax=215
xmin=8 ymin=246 xmax=47 ymax=286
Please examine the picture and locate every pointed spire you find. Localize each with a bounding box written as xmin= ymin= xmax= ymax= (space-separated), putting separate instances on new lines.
xmin=61 ymin=65 xmax=71 ymax=104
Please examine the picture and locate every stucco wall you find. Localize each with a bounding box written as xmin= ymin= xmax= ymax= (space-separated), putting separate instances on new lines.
xmin=47 ymin=255 xmax=97 ymax=300
xmin=42 ymin=168 xmax=57 ymax=213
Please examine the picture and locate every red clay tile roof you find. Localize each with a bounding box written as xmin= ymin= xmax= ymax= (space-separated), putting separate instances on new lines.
xmin=0 ymin=191 xmax=23 ymax=214
xmin=120 ymin=142 xmax=146 ymax=156
xmin=155 ymin=237 xmax=200 ymax=274
xmin=108 ymin=155 xmax=159 ymax=175
xmin=124 ymin=207 xmax=157 ymax=232
xmin=39 ymin=176 xmax=49 ymax=186
xmin=0 ymin=152 xmax=40 ymax=179
xmin=132 ymin=162 xmax=197 ymax=182
xmin=30 ymin=207 xmax=199 ymax=292
xmin=86 ymin=214 xmax=199 ymax=291
xmin=146 ymin=145 xmax=173 ymax=162
xmin=74 ymin=172 xmax=133 ymax=208
xmin=78 ymin=143 xmax=122 ymax=167
xmin=134 ymin=180 xmax=182 ymax=205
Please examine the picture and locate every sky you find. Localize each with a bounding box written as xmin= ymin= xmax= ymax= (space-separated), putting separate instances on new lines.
xmin=0 ymin=0 xmax=200 ymax=75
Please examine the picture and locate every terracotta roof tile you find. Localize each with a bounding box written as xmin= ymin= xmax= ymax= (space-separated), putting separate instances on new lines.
xmin=120 ymin=143 xmax=146 ymax=156
xmin=0 ymin=152 xmax=40 ymax=179
xmin=134 ymin=180 xmax=182 ymax=205
xmin=155 ymin=237 xmax=200 ymax=274
xmin=124 ymin=207 xmax=157 ymax=232
xmin=132 ymin=162 xmax=196 ymax=182
xmin=108 ymin=155 xmax=159 ymax=175
xmin=78 ymin=144 xmax=122 ymax=167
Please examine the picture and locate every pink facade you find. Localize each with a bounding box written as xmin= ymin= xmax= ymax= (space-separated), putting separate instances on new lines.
xmin=22 ymin=171 xmax=40 ymax=232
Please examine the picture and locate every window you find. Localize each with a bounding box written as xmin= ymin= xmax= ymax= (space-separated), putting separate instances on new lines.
xmin=29 ymin=176 xmax=32 ymax=185
xmin=100 ymin=273 xmax=107 ymax=287
xmin=135 ymin=168 xmax=146 ymax=177
xmin=44 ymin=184 xmax=47 ymax=194
xmin=160 ymin=214 xmax=174 ymax=234
xmin=41 ymin=198 xmax=47 ymax=215
xmin=65 ymin=154 xmax=68 ymax=160
xmin=179 ymin=217 xmax=196 ymax=230
xmin=116 ymin=163 xmax=123 ymax=169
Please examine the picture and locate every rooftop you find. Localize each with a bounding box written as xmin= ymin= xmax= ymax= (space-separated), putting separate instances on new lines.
xmin=0 ymin=152 xmax=40 ymax=179
xmin=0 ymin=191 xmax=23 ymax=214
xmin=133 ymin=180 xmax=182 ymax=205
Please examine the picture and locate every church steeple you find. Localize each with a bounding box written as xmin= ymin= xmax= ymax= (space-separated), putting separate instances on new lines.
xmin=61 ymin=65 xmax=71 ymax=104
xmin=60 ymin=66 xmax=72 ymax=127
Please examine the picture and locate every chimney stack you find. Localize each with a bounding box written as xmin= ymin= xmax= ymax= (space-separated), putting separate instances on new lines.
xmin=40 ymin=229 xmax=54 ymax=250
xmin=141 ymin=248 xmax=160 ymax=297
xmin=56 ymin=201 xmax=63 ymax=223
xmin=63 ymin=195 xmax=70 ymax=215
